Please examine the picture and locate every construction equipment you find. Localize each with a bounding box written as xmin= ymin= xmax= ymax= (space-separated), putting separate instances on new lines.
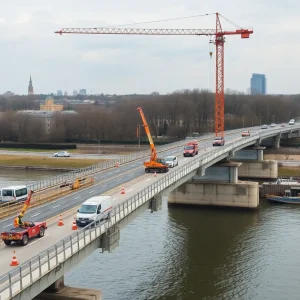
xmin=137 ymin=107 xmax=168 ymax=173
xmin=70 ymin=178 xmax=87 ymax=190
xmin=55 ymin=12 xmax=253 ymax=138
xmin=14 ymin=190 xmax=34 ymax=227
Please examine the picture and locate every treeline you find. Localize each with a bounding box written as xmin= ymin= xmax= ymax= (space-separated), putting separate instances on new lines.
xmin=0 ymin=89 xmax=299 ymax=143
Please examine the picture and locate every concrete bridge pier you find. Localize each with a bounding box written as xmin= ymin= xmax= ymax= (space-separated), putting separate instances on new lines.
xmin=34 ymin=276 xmax=102 ymax=300
xmin=232 ymin=146 xmax=278 ymax=179
xmin=275 ymin=133 xmax=281 ymax=149
xmin=168 ymin=162 xmax=259 ymax=209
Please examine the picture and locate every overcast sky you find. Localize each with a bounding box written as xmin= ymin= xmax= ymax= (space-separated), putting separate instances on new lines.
xmin=0 ymin=0 xmax=298 ymax=95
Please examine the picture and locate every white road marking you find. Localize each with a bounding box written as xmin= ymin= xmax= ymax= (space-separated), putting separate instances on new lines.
xmin=31 ymin=213 xmax=40 ymax=218
xmin=53 ymin=205 xmax=60 ymax=208
xmin=88 ymin=190 xmax=94 ymax=194
xmin=116 ymin=170 xmax=120 ymax=173
xmin=145 ymin=179 xmax=151 ymax=182
xmin=28 ymin=234 xmax=50 ymax=246
xmin=112 ymin=198 xmax=117 ymax=201
xmin=74 ymin=197 xmax=79 ymax=199
xmin=127 ymin=188 xmax=133 ymax=192
xmin=3 ymin=224 xmax=12 ymax=228
xmin=103 ymin=185 xmax=107 ymax=187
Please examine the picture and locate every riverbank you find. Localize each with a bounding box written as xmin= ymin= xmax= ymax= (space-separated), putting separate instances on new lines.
xmin=0 ymin=155 xmax=105 ymax=170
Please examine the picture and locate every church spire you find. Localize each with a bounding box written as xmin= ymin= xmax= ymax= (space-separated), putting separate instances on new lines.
xmin=28 ymin=74 xmax=34 ymax=95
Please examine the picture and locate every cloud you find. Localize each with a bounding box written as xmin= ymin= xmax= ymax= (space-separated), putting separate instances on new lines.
xmin=0 ymin=18 xmax=5 ymax=23
xmin=0 ymin=0 xmax=299 ymax=95
xmin=16 ymin=13 xmax=31 ymax=24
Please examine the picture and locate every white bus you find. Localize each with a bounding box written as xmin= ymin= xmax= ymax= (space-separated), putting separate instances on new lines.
xmin=0 ymin=185 xmax=28 ymax=203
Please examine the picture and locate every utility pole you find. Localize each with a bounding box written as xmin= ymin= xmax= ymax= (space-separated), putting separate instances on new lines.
xmin=98 ymin=139 xmax=101 ymax=157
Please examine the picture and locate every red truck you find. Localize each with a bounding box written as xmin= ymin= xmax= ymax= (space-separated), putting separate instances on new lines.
xmin=1 ymin=221 xmax=47 ymax=246
xmin=183 ymin=141 xmax=199 ymax=157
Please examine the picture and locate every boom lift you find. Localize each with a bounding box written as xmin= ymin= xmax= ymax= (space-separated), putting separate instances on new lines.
xmin=15 ymin=190 xmax=34 ymax=227
xmin=137 ymin=107 xmax=169 ymax=173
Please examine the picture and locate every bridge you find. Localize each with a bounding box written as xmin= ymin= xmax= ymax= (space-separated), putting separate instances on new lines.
xmin=0 ymin=125 xmax=299 ymax=300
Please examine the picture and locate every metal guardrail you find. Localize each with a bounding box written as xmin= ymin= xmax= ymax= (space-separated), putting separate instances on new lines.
xmin=25 ymin=127 xmax=263 ymax=192
xmin=0 ymin=126 xmax=299 ymax=299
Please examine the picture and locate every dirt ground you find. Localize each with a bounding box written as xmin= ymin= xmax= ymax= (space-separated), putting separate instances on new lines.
xmin=76 ymin=144 xmax=148 ymax=155
xmin=264 ymin=154 xmax=300 ymax=161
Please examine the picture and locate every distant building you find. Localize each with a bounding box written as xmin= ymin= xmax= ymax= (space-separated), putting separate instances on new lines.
xmin=64 ymin=91 xmax=68 ymax=96
xmin=57 ymin=90 xmax=63 ymax=96
xmin=73 ymin=90 xmax=78 ymax=96
xmin=16 ymin=110 xmax=78 ymax=134
xmin=40 ymin=96 xmax=63 ymax=111
xmin=79 ymin=89 xmax=87 ymax=96
xmin=3 ymin=91 xmax=15 ymax=98
xmin=250 ymin=73 xmax=266 ymax=95
xmin=28 ymin=75 xmax=34 ymax=95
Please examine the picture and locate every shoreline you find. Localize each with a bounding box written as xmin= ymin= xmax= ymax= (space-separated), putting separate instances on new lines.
xmin=0 ymin=165 xmax=74 ymax=172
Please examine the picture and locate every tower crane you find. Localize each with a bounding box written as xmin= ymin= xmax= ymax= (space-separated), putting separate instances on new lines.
xmin=55 ymin=12 xmax=253 ymax=137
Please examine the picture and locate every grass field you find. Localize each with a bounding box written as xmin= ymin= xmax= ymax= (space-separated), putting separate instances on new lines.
xmin=0 ymin=148 xmax=77 ymax=153
xmin=0 ymin=155 xmax=104 ymax=168
xmin=278 ymin=167 xmax=300 ymax=177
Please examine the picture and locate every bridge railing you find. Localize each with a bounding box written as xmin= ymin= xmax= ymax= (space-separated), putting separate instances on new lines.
xmin=26 ymin=126 xmax=262 ymax=192
xmin=1 ymin=126 xmax=297 ymax=299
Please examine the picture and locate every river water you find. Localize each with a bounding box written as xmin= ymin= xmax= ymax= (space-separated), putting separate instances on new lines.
xmin=0 ymin=169 xmax=61 ymax=188
xmin=65 ymin=198 xmax=300 ymax=300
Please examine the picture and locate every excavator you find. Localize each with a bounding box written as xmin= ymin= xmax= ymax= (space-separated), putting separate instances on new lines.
xmin=137 ymin=107 xmax=169 ymax=173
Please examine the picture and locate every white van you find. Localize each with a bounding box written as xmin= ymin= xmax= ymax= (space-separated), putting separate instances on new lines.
xmin=76 ymin=196 xmax=113 ymax=227
xmin=0 ymin=185 xmax=28 ymax=203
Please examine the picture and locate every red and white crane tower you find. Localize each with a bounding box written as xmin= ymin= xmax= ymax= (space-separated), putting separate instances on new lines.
xmin=55 ymin=13 xmax=253 ymax=137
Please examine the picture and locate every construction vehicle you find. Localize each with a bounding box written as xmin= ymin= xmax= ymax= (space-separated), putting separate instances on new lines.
xmin=137 ymin=107 xmax=169 ymax=173
xmin=1 ymin=190 xmax=47 ymax=246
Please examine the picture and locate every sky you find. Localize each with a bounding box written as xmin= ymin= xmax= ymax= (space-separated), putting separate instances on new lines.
xmin=0 ymin=0 xmax=299 ymax=95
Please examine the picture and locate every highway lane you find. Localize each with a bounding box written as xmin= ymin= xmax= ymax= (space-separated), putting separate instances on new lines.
xmin=0 ymin=171 xmax=169 ymax=276
xmin=0 ymin=128 xmax=255 ymax=233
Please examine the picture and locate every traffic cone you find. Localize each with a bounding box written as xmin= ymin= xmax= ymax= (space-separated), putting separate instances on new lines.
xmin=115 ymin=161 xmax=119 ymax=167
xmin=58 ymin=214 xmax=64 ymax=226
xmin=121 ymin=186 xmax=125 ymax=194
xmin=154 ymin=172 xmax=157 ymax=177
xmin=71 ymin=218 xmax=77 ymax=230
xmin=10 ymin=251 xmax=19 ymax=266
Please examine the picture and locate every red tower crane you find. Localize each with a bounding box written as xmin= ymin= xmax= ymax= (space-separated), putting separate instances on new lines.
xmin=55 ymin=13 xmax=253 ymax=137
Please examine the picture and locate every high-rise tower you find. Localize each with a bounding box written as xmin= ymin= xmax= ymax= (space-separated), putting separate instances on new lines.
xmin=28 ymin=75 xmax=34 ymax=95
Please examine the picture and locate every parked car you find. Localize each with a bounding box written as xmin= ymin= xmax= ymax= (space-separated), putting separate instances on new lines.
xmin=212 ymin=136 xmax=225 ymax=146
xmin=53 ymin=151 xmax=70 ymax=157
xmin=261 ymin=124 xmax=268 ymax=129
xmin=242 ymin=130 xmax=250 ymax=137
xmin=165 ymin=156 xmax=178 ymax=168
xmin=270 ymin=123 xmax=276 ymax=127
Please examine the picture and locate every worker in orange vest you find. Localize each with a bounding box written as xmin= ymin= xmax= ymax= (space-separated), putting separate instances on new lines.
xmin=14 ymin=215 xmax=28 ymax=228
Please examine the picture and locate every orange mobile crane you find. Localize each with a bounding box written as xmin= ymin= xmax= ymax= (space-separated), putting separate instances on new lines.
xmin=137 ymin=107 xmax=169 ymax=173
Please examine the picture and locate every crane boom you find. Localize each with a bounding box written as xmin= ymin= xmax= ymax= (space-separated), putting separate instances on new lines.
xmin=19 ymin=190 xmax=34 ymax=218
xmin=137 ymin=107 xmax=157 ymax=161
xmin=55 ymin=12 xmax=253 ymax=137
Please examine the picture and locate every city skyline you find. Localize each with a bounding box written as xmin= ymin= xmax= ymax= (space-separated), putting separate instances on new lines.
xmin=0 ymin=1 xmax=299 ymax=95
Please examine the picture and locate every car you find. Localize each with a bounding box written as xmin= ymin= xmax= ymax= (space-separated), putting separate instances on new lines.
xmin=242 ymin=130 xmax=250 ymax=137
xmin=261 ymin=124 xmax=268 ymax=129
xmin=165 ymin=156 xmax=179 ymax=167
xmin=270 ymin=123 xmax=276 ymax=127
xmin=53 ymin=151 xmax=70 ymax=157
xmin=1 ymin=221 xmax=47 ymax=246
xmin=289 ymin=119 xmax=295 ymax=125
xmin=212 ymin=136 xmax=225 ymax=146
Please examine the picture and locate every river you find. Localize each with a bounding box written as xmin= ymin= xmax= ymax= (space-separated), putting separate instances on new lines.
xmin=65 ymin=198 xmax=300 ymax=300
xmin=0 ymin=169 xmax=62 ymax=188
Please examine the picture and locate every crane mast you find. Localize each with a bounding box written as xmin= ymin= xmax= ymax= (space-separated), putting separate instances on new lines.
xmin=55 ymin=12 xmax=253 ymax=137
xmin=137 ymin=107 xmax=157 ymax=162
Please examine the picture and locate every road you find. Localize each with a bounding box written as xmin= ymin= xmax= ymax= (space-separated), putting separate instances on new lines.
xmin=0 ymin=126 xmax=263 ymax=277
xmin=0 ymin=150 xmax=124 ymax=160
